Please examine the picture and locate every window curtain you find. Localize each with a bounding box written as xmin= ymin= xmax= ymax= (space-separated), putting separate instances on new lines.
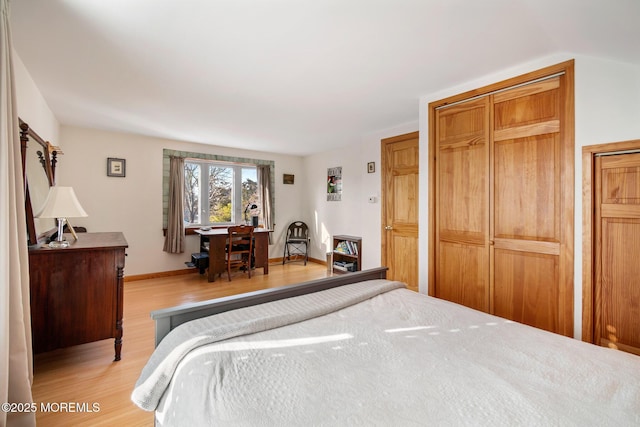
xmin=1 ymin=0 xmax=36 ymax=425
xmin=163 ymin=156 xmax=185 ymax=253
xmin=257 ymin=165 xmax=273 ymax=244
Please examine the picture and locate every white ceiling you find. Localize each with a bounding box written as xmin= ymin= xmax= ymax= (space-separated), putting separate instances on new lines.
xmin=9 ymin=0 xmax=640 ymax=156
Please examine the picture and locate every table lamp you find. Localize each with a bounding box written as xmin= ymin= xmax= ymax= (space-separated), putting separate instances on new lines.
xmin=244 ymin=203 xmax=257 ymax=225
xmin=36 ymin=186 xmax=88 ymax=248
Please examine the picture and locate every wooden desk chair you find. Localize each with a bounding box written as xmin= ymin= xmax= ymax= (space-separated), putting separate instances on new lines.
xmin=225 ymin=225 xmax=254 ymax=281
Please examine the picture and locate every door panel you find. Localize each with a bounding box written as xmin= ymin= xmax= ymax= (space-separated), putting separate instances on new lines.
xmin=493 ymin=78 xmax=559 ymax=130
xmin=595 ymin=153 xmax=640 ymax=355
xmin=391 ymin=233 xmax=419 ymax=292
xmin=435 ymin=97 xmax=490 ymax=310
xmin=393 ymin=173 xmax=418 ymax=225
xmin=382 ymin=132 xmax=419 ymax=291
xmin=494 ymin=134 xmax=559 ymax=242
xmin=493 ymin=249 xmax=559 ymax=332
xmin=491 ymin=76 xmax=570 ymax=335
xmin=439 ymin=142 xmax=487 ymax=238
xmin=438 ymin=242 xmax=488 ymax=311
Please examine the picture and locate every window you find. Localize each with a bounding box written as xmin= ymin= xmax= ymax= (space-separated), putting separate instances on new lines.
xmin=183 ymin=160 xmax=260 ymax=227
xmin=162 ymin=149 xmax=274 ymax=232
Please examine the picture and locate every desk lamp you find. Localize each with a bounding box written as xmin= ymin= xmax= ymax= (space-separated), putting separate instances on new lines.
xmin=244 ymin=203 xmax=258 ymax=225
xmin=36 ymin=186 xmax=88 ymax=248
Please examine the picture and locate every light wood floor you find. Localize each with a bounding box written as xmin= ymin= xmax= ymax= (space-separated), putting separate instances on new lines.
xmin=31 ymin=262 xmax=329 ymax=426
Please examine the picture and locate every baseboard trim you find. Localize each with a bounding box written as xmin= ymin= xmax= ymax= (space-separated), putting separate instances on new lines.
xmin=125 ymin=268 xmax=198 ymax=282
xmin=273 ymin=257 xmax=327 ymax=266
xmin=124 ymin=257 xmax=328 ymax=282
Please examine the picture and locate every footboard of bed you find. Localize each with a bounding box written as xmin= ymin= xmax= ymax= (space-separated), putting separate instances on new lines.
xmin=150 ymin=267 xmax=389 ymax=346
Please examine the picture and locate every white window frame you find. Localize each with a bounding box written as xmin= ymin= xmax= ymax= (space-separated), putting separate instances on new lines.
xmin=185 ymin=159 xmax=258 ymax=227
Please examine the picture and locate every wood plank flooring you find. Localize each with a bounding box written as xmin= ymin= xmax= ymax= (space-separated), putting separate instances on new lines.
xmin=31 ymin=262 xmax=329 ymax=426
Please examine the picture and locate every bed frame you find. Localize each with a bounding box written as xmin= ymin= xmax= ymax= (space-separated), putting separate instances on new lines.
xmin=151 ymin=267 xmax=389 ymax=346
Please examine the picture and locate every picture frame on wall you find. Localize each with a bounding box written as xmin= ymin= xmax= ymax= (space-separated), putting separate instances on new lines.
xmin=327 ymin=166 xmax=342 ymax=201
xmin=283 ymin=174 xmax=295 ymax=184
xmin=367 ymin=162 xmax=375 ymax=173
xmin=107 ymin=158 xmax=126 ymax=177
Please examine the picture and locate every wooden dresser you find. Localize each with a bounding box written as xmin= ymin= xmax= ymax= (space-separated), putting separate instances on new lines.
xmin=28 ymin=232 xmax=128 ymax=361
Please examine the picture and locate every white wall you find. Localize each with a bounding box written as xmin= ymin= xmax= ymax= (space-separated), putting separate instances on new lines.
xmin=302 ymin=122 xmax=418 ymax=270
xmin=418 ymin=53 xmax=640 ymax=338
xmin=55 ymin=126 xmax=305 ymax=276
xmin=13 ymin=52 xmax=59 ymax=142
xmin=14 ymin=52 xmax=60 ymax=237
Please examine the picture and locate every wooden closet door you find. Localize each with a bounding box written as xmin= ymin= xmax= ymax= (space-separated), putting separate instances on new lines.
xmin=431 ymin=61 xmax=574 ymax=336
xmin=491 ymin=77 xmax=571 ymax=335
xmin=434 ymin=97 xmax=490 ymax=311
xmin=595 ymin=153 xmax=640 ymax=355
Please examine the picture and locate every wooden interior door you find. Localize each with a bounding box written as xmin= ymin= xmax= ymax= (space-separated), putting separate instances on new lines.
xmin=594 ymin=152 xmax=640 ymax=355
xmin=491 ymin=76 xmax=572 ymax=335
xmin=381 ymin=132 xmax=419 ymax=292
xmin=434 ymin=98 xmax=490 ymax=311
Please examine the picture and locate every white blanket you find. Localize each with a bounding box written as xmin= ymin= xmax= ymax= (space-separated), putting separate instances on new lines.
xmin=132 ymin=279 xmax=406 ymax=411
xmin=132 ymin=280 xmax=640 ymax=426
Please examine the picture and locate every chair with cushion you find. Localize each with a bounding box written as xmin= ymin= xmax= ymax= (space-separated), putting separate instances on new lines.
xmin=225 ymin=225 xmax=254 ymax=281
xmin=282 ymin=221 xmax=310 ymax=265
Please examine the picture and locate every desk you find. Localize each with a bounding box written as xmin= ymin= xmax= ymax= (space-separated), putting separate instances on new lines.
xmin=196 ymin=228 xmax=271 ymax=282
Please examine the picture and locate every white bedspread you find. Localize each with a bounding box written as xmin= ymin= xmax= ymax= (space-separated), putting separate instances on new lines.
xmin=132 ymin=279 xmax=640 ymax=426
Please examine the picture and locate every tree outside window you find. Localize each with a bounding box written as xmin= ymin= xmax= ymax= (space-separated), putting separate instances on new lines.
xmin=183 ymin=162 xmax=199 ymax=224
xmin=242 ymin=167 xmax=259 ymax=222
xmin=208 ymin=166 xmax=233 ymax=223
xmin=183 ymin=160 xmax=259 ymax=226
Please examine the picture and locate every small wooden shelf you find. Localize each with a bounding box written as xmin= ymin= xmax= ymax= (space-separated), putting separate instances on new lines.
xmin=332 ymin=235 xmax=362 ymax=274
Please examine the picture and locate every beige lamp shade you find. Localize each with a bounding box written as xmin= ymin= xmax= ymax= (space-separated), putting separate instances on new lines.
xmin=35 ymin=186 xmax=88 ymax=219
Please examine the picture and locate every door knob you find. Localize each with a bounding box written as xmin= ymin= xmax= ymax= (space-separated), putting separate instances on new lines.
xmin=385 ymin=226 xmax=393 ymax=230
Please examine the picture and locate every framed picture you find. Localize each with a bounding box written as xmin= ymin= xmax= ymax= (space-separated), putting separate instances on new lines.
xmin=107 ymin=158 xmax=126 ymax=177
xmin=283 ymin=174 xmax=295 ymax=184
xmin=367 ymin=162 xmax=375 ymax=173
xmin=327 ymin=166 xmax=342 ymax=201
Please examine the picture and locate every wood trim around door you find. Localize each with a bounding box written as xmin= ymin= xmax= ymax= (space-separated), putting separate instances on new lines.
xmin=581 ymin=139 xmax=640 ymax=343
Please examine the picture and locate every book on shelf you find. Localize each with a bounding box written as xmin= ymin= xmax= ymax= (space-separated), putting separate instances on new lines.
xmin=346 ymin=240 xmax=354 ymax=254
xmin=333 ymin=261 xmax=354 ymax=267
xmin=334 ymin=240 xmax=358 ymax=256
xmin=333 ymin=261 xmax=356 ymax=272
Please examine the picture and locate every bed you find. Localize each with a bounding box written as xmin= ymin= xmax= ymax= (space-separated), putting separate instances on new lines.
xmin=132 ymin=268 xmax=640 ymax=426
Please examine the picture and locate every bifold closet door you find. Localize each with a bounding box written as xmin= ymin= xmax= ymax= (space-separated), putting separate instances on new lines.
xmin=434 ymin=73 xmax=573 ymax=336
xmin=595 ymin=153 xmax=640 ymax=355
xmin=434 ymin=97 xmax=490 ymax=312
xmin=491 ymin=77 xmax=571 ymax=334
